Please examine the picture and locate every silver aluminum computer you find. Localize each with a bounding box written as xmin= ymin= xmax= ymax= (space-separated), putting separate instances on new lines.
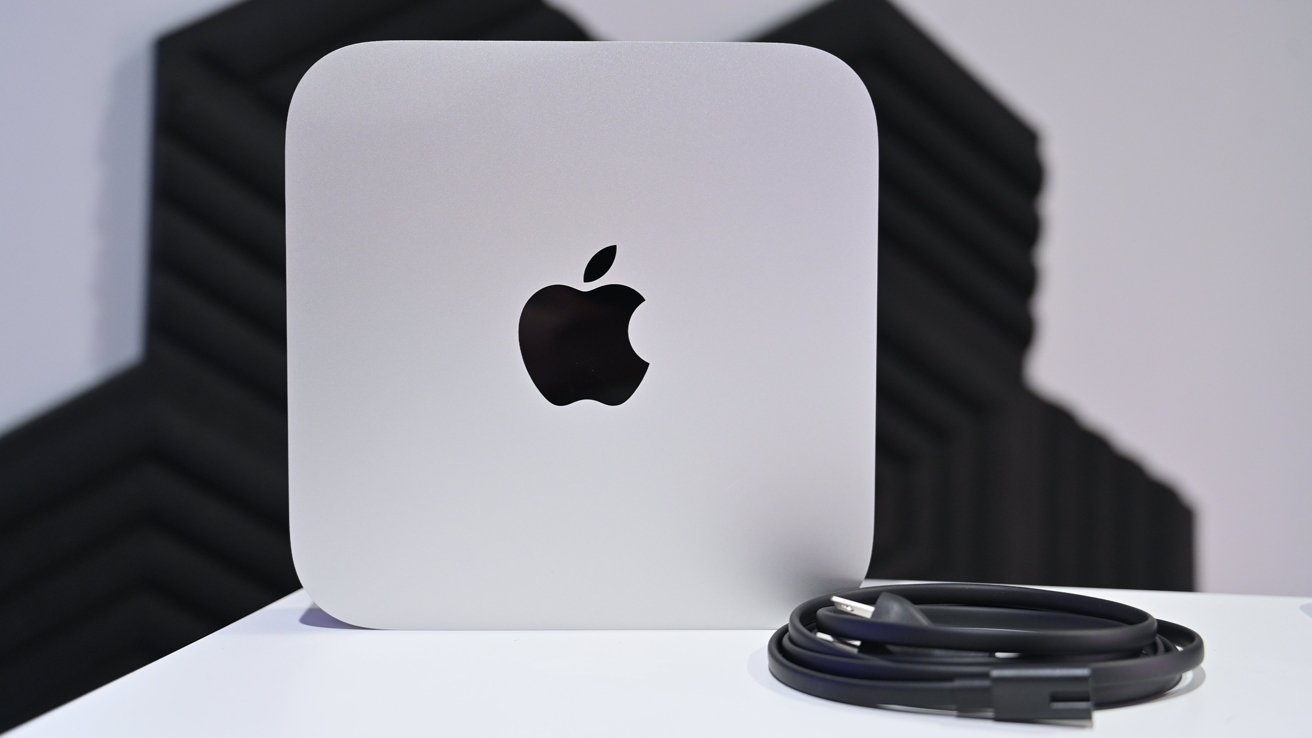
xmin=285 ymin=41 xmax=878 ymax=629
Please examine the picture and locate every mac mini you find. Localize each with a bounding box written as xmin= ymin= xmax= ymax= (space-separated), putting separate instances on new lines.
xmin=285 ymin=41 xmax=878 ymax=629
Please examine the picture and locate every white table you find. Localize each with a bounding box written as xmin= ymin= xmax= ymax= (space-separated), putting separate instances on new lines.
xmin=11 ymin=584 xmax=1312 ymax=736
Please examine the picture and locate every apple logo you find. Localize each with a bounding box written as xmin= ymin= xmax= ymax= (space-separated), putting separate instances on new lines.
xmin=518 ymin=245 xmax=649 ymax=406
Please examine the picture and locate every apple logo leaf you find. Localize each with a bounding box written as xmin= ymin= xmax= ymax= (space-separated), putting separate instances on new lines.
xmin=583 ymin=244 xmax=618 ymax=283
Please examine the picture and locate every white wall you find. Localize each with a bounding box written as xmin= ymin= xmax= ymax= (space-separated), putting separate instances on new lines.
xmin=1 ymin=0 xmax=1308 ymax=595
xmin=0 ymin=0 xmax=228 ymax=430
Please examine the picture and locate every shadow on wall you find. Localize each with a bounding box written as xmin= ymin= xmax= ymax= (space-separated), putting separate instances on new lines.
xmin=94 ymin=43 xmax=152 ymax=383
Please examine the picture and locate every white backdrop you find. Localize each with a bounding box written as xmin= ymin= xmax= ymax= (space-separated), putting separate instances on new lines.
xmin=2 ymin=0 xmax=1308 ymax=595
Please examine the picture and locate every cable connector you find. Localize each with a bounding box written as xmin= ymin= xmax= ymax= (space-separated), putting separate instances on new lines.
xmin=815 ymin=632 xmax=861 ymax=653
xmin=988 ymin=667 xmax=1093 ymax=723
xmin=831 ymin=595 xmax=874 ymax=618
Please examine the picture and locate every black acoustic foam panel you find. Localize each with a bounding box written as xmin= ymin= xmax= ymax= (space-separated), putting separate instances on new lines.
xmin=0 ymin=0 xmax=1193 ymax=729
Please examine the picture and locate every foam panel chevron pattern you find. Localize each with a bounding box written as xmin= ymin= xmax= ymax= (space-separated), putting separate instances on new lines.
xmin=0 ymin=0 xmax=1193 ymax=729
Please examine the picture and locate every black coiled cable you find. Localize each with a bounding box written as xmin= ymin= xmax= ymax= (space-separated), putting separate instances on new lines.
xmin=767 ymin=583 xmax=1204 ymax=723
